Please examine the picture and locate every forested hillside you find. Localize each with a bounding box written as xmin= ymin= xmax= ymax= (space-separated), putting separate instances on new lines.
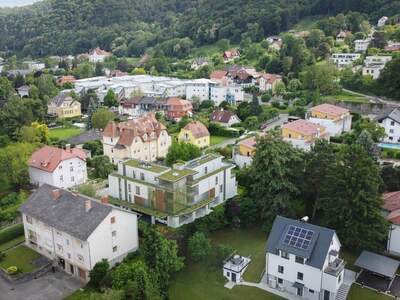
xmin=0 ymin=0 xmax=399 ymax=57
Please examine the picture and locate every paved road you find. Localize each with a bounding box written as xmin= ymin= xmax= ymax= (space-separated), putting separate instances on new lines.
xmin=0 ymin=270 xmax=84 ymax=300
xmin=262 ymin=114 xmax=289 ymax=131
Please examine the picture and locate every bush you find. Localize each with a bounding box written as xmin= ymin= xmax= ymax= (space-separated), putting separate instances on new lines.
xmin=89 ymin=259 xmax=110 ymax=289
xmin=6 ymin=266 xmax=18 ymax=275
xmin=213 ymin=244 xmax=234 ymax=268
xmin=0 ymin=224 xmax=24 ymax=244
xmin=188 ymin=232 xmax=211 ymax=262
xmin=208 ymin=122 xmax=240 ymax=137
xmin=261 ymin=93 xmax=272 ymax=103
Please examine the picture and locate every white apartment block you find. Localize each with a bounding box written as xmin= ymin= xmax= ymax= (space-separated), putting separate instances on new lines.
xmin=265 ymin=216 xmax=345 ymax=300
xmin=29 ymin=146 xmax=87 ymax=189
xmin=108 ymin=154 xmax=237 ymax=228
xmin=210 ymin=85 xmax=245 ymax=106
xmin=362 ymin=56 xmax=392 ymax=79
xmin=378 ymin=108 xmax=400 ymax=143
xmin=331 ymin=53 xmax=361 ymax=68
xmin=20 ymin=185 xmax=139 ymax=282
xmin=354 ymin=39 xmax=371 ymax=52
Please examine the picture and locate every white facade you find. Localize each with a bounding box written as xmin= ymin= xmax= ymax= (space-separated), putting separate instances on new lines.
xmin=379 ymin=117 xmax=400 ymax=143
xmin=331 ymin=53 xmax=361 ymax=68
xmin=29 ymin=157 xmax=87 ymax=189
xmin=387 ymin=224 xmax=400 ymax=256
xmin=233 ymin=154 xmax=253 ymax=169
xmin=22 ymin=207 xmax=138 ymax=282
xmin=23 ymin=61 xmax=46 ymax=71
xmin=266 ymin=225 xmax=344 ymax=300
xmin=362 ymin=56 xmax=392 ymax=79
xmin=378 ymin=16 xmax=388 ymax=27
xmin=354 ymin=39 xmax=371 ymax=53
xmin=89 ymin=53 xmax=109 ymax=63
xmin=223 ymin=255 xmax=251 ymax=283
xmin=307 ymin=116 xmax=352 ymax=137
xmin=210 ymin=85 xmax=244 ymax=105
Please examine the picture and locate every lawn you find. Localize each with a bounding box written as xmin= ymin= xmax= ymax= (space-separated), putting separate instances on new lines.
xmin=322 ymin=91 xmax=370 ymax=104
xmin=49 ymin=127 xmax=84 ymax=140
xmin=169 ymin=227 xmax=282 ymax=300
xmin=347 ymin=284 xmax=392 ymax=300
xmin=0 ymin=245 xmax=41 ymax=273
xmin=210 ymin=135 xmax=232 ymax=146
xmin=0 ymin=235 xmax=25 ymax=252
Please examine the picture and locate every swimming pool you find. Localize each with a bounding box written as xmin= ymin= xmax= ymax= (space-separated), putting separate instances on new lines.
xmin=378 ymin=143 xmax=400 ymax=150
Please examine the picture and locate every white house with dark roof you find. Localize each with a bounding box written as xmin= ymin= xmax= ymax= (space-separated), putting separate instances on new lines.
xmin=20 ymin=184 xmax=139 ymax=282
xmin=265 ymin=216 xmax=345 ymax=300
xmin=377 ymin=108 xmax=400 ymax=143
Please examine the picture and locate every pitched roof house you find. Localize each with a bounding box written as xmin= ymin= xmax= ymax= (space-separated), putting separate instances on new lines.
xmin=102 ymin=113 xmax=171 ymax=163
xmin=20 ymin=184 xmax=138 ymax=282
xmin=166 ymin=97 xmax=193 ymax=122
xmin=29 ymin=146 xmax=87 ymax=188
xmin=233 ymin=136 xmax=257 ymax=168
xmin=383 ymin=192 xmax=400 ymax=255
xmin=377 ymin=108 xmax=400 ymax=143
xmin=178 ymin=121 xmax=210 ymax=148
xmin=258 ymin=73 xmax=283 ymax=92
xmin=48 ymin=91 xmax=81 ymax=119
xmin=210 ymin=110 xmax=241 ymax=127
xmin=308 ymin=104 xmax=352 ymax=136
xmin=223 ymin=49 xmax=240 ymax=63
xmin=191 ymin=57 xmax=209 ymax=70
xmin=265 ymin=216 xmax=345 ymax=299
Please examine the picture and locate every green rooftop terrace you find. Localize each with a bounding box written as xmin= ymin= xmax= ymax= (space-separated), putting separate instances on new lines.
xmin=158 ymin=169 xmax=197 ymax=182
xmin=124 ymin=159 xmax=169 ymax=174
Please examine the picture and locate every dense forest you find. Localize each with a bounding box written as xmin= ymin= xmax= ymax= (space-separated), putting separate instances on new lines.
xmin=0 ymin=0 xmax=399 ymax=57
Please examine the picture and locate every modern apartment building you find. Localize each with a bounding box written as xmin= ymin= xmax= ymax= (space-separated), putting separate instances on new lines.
xmin=108 ymin=154 xmax=237 ymax=228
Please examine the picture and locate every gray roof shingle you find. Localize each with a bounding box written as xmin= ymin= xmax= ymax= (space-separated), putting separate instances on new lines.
xmin=378 ymin=108 xmax=400 ymax=124
xmin=20 ymin=184 xmax=112 ymax=241
xmin=266 ymin=216 xmax=336 ymax=269
xmin=355 ymin=251 xmax=400 ymax=278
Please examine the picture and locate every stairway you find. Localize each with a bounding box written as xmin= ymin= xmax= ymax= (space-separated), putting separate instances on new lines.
xmin=335 ymin=284 xmax=351 ymax=300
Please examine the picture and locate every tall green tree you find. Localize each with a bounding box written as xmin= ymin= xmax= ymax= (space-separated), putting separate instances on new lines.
xmin=103 ymin=90 xmax=118 ymax=107
xmin=320 ymin=144 xmax=389 ymax=251
xmin=141 ymin=227 xmax=184 ymax=296
xmin=165 ymin=142 xmax=201 ymax=166
xmin=91 ymin=107 xmax=115 ymax=130
xmin=188 ymin=232 xmax=211 ymax=262
xmin=250 ymin=133 xmax=304 ymax=228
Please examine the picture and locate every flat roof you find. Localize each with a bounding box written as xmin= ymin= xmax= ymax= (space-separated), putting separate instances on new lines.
xmin=124 ymin=160 xmax=169 ymax=174
xmin=355 ymin=251 xmax=400 ymax=278
xmin=157 ymin=169 xmax=197 ymax=182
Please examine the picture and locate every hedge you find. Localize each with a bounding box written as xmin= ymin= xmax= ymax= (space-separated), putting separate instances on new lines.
xmin=0 ymin=224 xmax=24 ymax=245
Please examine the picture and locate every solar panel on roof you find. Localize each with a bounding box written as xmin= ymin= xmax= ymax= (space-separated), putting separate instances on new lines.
xmin=283 ymin=225 xmax=314 ymax=251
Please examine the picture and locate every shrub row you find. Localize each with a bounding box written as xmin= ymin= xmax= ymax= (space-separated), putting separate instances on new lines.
xmin=0 ymin=223 xmax=24 ymax=245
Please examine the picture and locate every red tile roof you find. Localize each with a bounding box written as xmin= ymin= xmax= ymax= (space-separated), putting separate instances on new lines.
xmin=223 ymin=49 xmax=240 ymax=59
xmin=311 ymin=104 xmax=349 ymax=117
xmin=103 ymin=113 xmax=167 ymax=145
xmin=387 ymin=209 xmax=400 ymax=225
xmin=89 ymin=47 xmax=111 ymax=56
xmin=383 ymin=191 xmax=400 ymax=212
xmin=283 ymin=119 xmax=326 ymax=136
xmin=167 ymin=97 xmax=193 ymax=112
xmin=210 ymin=70 xmax=228 ymax=80
xmin=239 ymin=136 xmax=257 ymax=149
xmin=259 ymin=73 xmax=282 ymax=84
xmin=183 ymin=121 xmax=210 ymax=138
xmin=29 ymin=146 xmax=86 ymax=173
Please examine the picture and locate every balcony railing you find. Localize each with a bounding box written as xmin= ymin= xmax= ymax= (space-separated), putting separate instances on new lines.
xmin=324 ymin=258 xmax=345 ymax=276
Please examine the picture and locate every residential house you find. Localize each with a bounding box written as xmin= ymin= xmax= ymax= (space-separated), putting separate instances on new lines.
xmin=331 ymin=53 xmax=361 ymax=68
xmin=17 ymin=85 xmax=30 ymax=97
xmin=23 ymin=61 xmax=46 ymax=72
xmin=385 ymin=41 xmax=400 ymax=52
xmin=166 ymin=97 xmax=193 ymax=122
xmin=258 ymin=73 xmax=283 ymax=93
xmin=282 ymin=119 xmax=329 ymax=151
xmin=362 ymin=56 xmax=392 ymax=79
xmin=223 ymin=49 xmax=240 ymax=63
xmin=233 ymin=136 xmax=256 ymax=169
xmin=87 ymin=47 xmax=112 ymax=63
xmin=20 ymin=184 xmax=138 ymax=282
xmin=178 ymin=121 xmax=210 ymax=148
xmin=48 ymin=91 xmax=82 ymax=119
xmin=354 ymin=39 xmax=371 ymax=53
xmin=210 ymin=109 xmax=241 ymax=127
xmin=307 ymin=104 xmax=352 ymax=136
xmin=223 ymin=254 xmax=251 ymax=283
xmin=383 ymin=191 xmax=400 ymax=256
xmin=210 ymin=70 xmax=229 ymax=86
xmin=377 ymin=16 xmax=389 ymax=28
xmin=210 ymin=85 xmax=244 ymax=106
xmin=377 ymin=108 xmax=400 ymax=143
xmin=118 ymin=96 xmax=142 ymax=118
xmin=108 ymin=153 xmax=237 ymax=227
xmin=57 ymin=75 xmax=76 ymax=86
xmin=336 ymin=31 xmax=350 ymax=43
xmin=102 ymin=113 xmax=171 ymax=164
xmin=191 ymin=57 xmax=209 ymax=70
xmin=266 ymin=36 xmax=282 ymax=51
xmin=265 ymin=216 xmax=345 ymax=300
xmin=29 ymin=146 xmax=88 ymax=189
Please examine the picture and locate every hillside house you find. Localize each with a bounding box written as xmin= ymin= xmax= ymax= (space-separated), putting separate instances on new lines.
xmin=258 ymin=73 xmax=282 ymax=93
xmin=87 ymin=48 xmax=112 ymax=63
xmin=383 ymin=191 xmax=400 ymax=256
xmin=191 ymin=57 xmax=209 ymax=70
xmin=354 ymin=39 xmax=371 ymax=53
xmin=102 ymin=114 xmax=171 ymax=164
xmin=265 ymin=216 xmax=345 ymax=300
xmin=362 ymin=56 xmax=392 ymax=79
xmin=29 ymin=146 xmax=87 ymax=189
xmin=20 ymin=185 xmax=138 ymax=282
xmin=17 ymin=85 xmax=30 ymax=98
xmin=178 ymin=121 xmax=210 ymax=148
xmin=223 ymin=49 xmax=240 ymax=63
xmin=233 ymin=136 xmax=257 ymax=169
xmin=377 ymin=108 xmax=400 ymax=143
xmin=166 ymin=97 xmax=193 ymax=122
xmin=108 ymin=154 xmax=237 ymax=227
xmin=331 ymin=53 xmax=361 ymax=68
xmin=377 ymin=16 xmax=389 ymax=27
xmin=282 ymin=119 xmax=329 ymax=151
xmin=307 ymin=104 xmax=352 ymax=136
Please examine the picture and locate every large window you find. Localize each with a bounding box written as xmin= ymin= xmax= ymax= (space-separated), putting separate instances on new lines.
xmin=278 ymin=265 xmax=284 ymax=274
xmin=297 ymin=272 xmax=303 ymax=280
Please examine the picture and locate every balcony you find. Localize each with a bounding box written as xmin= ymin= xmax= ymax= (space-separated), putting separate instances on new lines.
xmin=324 ymin=258 xmax=345 ymax=276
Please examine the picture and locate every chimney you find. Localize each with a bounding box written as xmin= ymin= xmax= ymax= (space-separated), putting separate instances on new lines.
xmin=85 ymin=200 xmax=92 ymax=212
xmin=52 ymin=189 xmax=60 ymax=200
xmin=101 ymin=195 xmax=109 ymax=204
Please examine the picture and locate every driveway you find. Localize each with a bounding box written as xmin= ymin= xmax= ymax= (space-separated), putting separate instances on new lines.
xmin=0 ymin=270 xmax=84 ymax=300
xmin=262 ymin=114 xmax=289 ymax=132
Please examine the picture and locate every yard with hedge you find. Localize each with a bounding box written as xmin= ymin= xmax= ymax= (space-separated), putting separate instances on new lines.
xmin=0 ymin=245 xmax=41 ymax=274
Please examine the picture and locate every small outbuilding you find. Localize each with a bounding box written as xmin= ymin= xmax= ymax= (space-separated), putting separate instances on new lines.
xmin=223 ymin=254 xmax=251 ymax=283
